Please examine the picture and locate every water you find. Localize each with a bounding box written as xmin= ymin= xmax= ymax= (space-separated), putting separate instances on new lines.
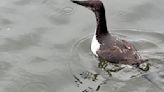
xmin=0 ymin=0 xmax=164 ymax=92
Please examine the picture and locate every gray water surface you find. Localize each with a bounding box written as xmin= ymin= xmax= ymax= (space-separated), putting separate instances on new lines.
xmin=0 ymin=0 xmax=164 ymax=92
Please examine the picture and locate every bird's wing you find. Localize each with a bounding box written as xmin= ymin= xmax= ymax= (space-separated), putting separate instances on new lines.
xmin=97 ymin=40 xmax=141 ymax=65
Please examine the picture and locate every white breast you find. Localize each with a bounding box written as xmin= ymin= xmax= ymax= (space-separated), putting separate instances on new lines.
xmin=91 ymin=34 xmax=100 ymax=56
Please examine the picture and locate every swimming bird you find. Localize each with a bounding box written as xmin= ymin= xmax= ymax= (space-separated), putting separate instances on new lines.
xmin=71 ymin=0 xmax=149 ymax=71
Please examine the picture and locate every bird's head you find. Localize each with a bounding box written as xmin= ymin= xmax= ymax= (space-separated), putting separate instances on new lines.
xmin=71 ymin=0 xmax=104 ymax=12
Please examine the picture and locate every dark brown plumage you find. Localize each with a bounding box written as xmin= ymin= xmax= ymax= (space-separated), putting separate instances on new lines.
xmin=71 ymin=0 xmax=148 ymax=69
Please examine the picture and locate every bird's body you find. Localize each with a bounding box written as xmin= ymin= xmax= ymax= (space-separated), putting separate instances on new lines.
xmin=92 ymin=34 xmax=141 ymax=65
xmin=71 ymin=0 xmax=149 ymax=70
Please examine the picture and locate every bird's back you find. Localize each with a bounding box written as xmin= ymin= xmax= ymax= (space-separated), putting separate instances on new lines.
xmin=96 ymin=35 xmax=142 ymax=65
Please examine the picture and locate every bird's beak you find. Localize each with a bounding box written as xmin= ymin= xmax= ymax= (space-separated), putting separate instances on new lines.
xmin=71 ymin=0 xmax=90 ymax=7
xmin=71 ymin=0 xmax=78 ymax=4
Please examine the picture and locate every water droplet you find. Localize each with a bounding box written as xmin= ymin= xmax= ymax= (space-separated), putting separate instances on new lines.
xmin=62 ymin=7 xmax=74 ymax=15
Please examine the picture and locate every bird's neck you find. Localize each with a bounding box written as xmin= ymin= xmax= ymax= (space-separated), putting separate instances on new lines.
xmin=94 ymin=8 xmax=109 ymax=37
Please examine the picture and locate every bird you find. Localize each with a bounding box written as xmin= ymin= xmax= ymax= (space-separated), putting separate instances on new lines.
xmin=71 ymin=0 xmax=149 ymax=71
